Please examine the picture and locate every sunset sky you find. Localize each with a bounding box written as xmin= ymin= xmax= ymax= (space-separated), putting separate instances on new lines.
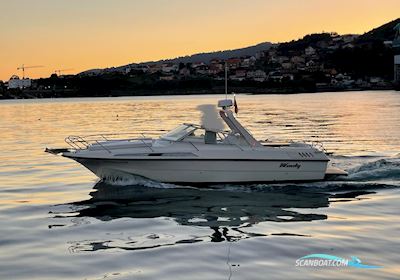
xmin=1 ymin=0 xmax=400 ymax=81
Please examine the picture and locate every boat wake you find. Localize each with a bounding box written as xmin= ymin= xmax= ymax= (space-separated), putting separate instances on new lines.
xmin=345 ymin=158 xmax=400 ymax=181
xmin=102 ymin=174 xmax=180 ymax=189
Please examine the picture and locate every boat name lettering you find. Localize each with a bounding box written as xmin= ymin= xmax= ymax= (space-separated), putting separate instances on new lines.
xmin=280 ymin=163 xmax=301 ymax=169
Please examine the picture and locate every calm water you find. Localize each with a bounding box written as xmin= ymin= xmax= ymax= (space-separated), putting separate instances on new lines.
xmin=0 ymin=91 xmax=399 ymax=279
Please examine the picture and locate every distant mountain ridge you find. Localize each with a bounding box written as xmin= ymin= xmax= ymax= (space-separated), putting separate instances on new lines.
xmin=80 ymin=42 xmax=273 ymax=75
xmin=153 ymin=42 xmax=273 ymax=64
xmin=357 ymin=18 xmax=400 ymax=43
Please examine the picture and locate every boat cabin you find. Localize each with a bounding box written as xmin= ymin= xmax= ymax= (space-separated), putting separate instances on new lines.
xmin=160 ymin=112 xmax=261 ymax=148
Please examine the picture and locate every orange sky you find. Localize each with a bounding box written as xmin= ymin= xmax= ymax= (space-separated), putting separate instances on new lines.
xmin=1 ymin=0 xmax=400 ymax=81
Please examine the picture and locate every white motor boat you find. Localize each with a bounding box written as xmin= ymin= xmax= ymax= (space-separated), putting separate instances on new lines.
xmin=46 ymin=98 xmax=347 ymax=184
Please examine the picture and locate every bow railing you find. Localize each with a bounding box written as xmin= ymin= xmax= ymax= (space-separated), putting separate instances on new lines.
xmin=64 ymin=131 xmax=163 ymax=152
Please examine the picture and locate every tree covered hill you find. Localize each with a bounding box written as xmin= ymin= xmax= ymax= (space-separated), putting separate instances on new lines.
xmin=357 ymin=18 xmax=400 ymax=43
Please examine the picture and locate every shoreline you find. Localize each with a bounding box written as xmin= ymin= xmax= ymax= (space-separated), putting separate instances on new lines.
xmin=0 ymin=86 xmax=397 ymax=100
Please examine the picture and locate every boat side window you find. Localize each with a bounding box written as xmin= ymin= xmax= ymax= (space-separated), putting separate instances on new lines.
xmin=161 ymin=124 xmax=197 ymax=141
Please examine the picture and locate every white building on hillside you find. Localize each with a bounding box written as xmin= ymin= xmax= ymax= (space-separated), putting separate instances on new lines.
xmin=162 ymin=64 xmax=178 ymax=73
xmin=7 ymin=75 xmax=31 ymax=89
xmin=247 ymin=70 xmax=267 ymax=82
xmin=305 ymin=46 xmax=316 ymax=56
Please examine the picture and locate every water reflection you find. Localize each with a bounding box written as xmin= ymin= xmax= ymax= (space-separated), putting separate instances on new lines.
xmin=50 ymin=182 xmax=374 ymax=252
xmin=76 ymin=182 xmax=330 ymax=225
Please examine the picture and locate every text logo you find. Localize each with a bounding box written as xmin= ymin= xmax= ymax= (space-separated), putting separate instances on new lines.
xmin=280 ymin=163 xmax=301 ymax=169
xmin=295 ymin=254 xmax=382 ymax=269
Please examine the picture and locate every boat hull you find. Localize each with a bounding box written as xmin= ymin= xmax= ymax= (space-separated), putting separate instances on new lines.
xmin=70 ymin=157 xmax=329 ymax=184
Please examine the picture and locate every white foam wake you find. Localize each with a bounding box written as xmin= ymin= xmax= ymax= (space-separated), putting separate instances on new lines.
xmin=102 ymin=174 xmax=179 ymax=189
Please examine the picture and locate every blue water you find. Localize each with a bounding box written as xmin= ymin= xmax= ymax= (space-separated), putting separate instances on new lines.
xmin=0 ymin=91 xmax=399 ymax=279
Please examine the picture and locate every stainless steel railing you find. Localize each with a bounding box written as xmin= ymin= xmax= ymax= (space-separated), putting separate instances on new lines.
xmin=310 ymin=141 xmax=326 ymax=153
xmin=64 ymin=132 xmax=162 ymax=153
xmin=288 ymin=139 xmax=327 ymax=153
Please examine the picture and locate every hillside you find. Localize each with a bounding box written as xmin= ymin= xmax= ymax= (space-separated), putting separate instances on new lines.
xmin=357 ymin=18 xmax=400 ymax=43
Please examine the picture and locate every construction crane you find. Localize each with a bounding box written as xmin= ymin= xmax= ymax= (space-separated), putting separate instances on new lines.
xmin=54 ymin=68 xmax=73 ymax=76
xmin=17 ymin=65 xmax=43 ymax=79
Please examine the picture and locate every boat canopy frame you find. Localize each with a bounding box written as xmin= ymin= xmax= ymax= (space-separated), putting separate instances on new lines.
xmin=160 ymin=123 xmax=231 ymax=142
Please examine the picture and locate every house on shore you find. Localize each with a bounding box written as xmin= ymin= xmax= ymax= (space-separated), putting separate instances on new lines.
xmin=7 ymin=75 xmax=31 ymax=89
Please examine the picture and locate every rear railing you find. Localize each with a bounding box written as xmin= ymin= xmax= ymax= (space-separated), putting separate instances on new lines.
xmin=309 ymin=141 xmax=326 ymax=153
xmin=288 ymin=139 xmax=327 ymax=153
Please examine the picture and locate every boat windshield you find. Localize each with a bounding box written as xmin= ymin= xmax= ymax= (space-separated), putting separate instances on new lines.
xmin=161 ymin=124 xmax=197 ymax=141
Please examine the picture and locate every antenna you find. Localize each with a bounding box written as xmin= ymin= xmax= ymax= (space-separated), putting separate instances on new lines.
xmin=17 ymin=65 xmax=43 ymax=79
xmin=225 ymin=61 xmax=228 ymax=100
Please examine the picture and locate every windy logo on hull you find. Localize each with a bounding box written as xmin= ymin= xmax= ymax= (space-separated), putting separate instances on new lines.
xmin=280 ymin=163 xmax=301 ymax=169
